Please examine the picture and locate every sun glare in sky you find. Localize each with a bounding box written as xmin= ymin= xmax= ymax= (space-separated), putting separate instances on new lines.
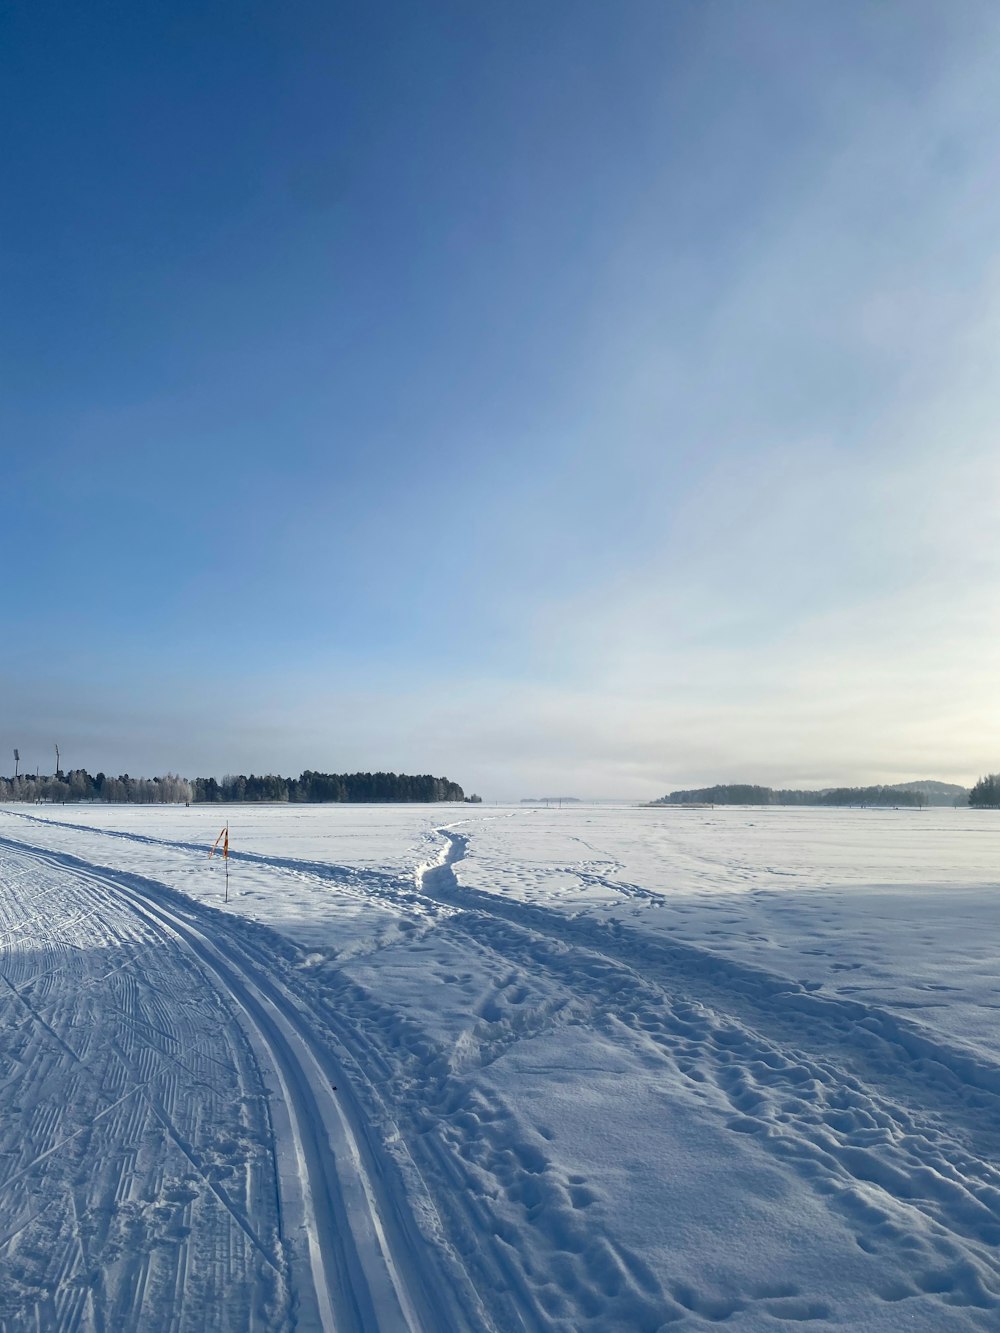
xmin=4 ymin=1 xmax=1000 ymax=796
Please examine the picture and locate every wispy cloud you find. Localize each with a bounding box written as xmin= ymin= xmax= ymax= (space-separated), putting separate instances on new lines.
xmin=7 ymin=3 xmax=1000 ymax=797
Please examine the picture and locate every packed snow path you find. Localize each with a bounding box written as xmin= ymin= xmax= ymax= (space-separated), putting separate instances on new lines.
xmin=2 ymin=805 xmax=1000 ymax=1330
xmin=0 ymin=838 xmax=445 ymax=1333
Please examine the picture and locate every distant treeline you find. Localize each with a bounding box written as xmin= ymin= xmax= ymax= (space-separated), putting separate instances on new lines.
xmin=192 ymin=771 xmax=465 ymax=803
xmin=969 ymin=775 xmax=1000 ymax=808
xmin=0 ymin=769 xmax=465 ymax=804
xmin=657 ymin=784 xmax=931 ymax=807
xmin=0 ymin=771 xmax=191 ymax=804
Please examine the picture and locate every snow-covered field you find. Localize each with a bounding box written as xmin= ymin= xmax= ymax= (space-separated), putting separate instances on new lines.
xmin=0 ymin=802 xmax=999 ymax=1331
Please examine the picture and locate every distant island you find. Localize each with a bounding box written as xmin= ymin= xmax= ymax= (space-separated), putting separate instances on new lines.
xmin=520 ymin=797 xmax=582 ymax=805
xmin=654 ymin=780 xmax=970 ymax=808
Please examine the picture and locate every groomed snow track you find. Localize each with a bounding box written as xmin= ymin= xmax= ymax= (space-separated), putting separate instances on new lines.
xmin=0 ymin=836 xmax=452 ymax=1333
xmin=6 ymin=809 xmax=1000 ymax=1329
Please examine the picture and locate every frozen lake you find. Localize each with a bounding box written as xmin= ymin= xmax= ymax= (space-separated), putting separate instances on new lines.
xmin=0 ymin=801 xmax=998 ymax=1330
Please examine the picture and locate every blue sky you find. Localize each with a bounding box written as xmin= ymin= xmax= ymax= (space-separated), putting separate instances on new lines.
xmin=4 ymin=0 xmax=1000 ymax=797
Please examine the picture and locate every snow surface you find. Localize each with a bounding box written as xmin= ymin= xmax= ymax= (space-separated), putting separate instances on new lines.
xmin=0 ymin=802 xmax=999 ymax=1330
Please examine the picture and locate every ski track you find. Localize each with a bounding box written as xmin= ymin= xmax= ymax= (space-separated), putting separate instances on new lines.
xmin=0 ymin=844 xmax=287 ymax=1333
xmin=0 ymin=836 xmax=460 ymax=1333
xmin=4 ymin=811 xmax=1000 ymax=1328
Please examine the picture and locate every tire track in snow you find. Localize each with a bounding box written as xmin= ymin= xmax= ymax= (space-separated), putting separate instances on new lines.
xmin=0 ymin=837 xmax=447 ymax=1333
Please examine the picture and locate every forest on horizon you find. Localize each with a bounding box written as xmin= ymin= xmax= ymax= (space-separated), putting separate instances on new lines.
xmin=656 ymin=782 xmax=970 ymax=808
xmin=0 ymin=769 xmax=467 ymax=804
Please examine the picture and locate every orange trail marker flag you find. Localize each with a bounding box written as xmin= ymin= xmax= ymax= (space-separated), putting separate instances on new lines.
xmin=209 ymin=824 xmax=231 ymax=901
